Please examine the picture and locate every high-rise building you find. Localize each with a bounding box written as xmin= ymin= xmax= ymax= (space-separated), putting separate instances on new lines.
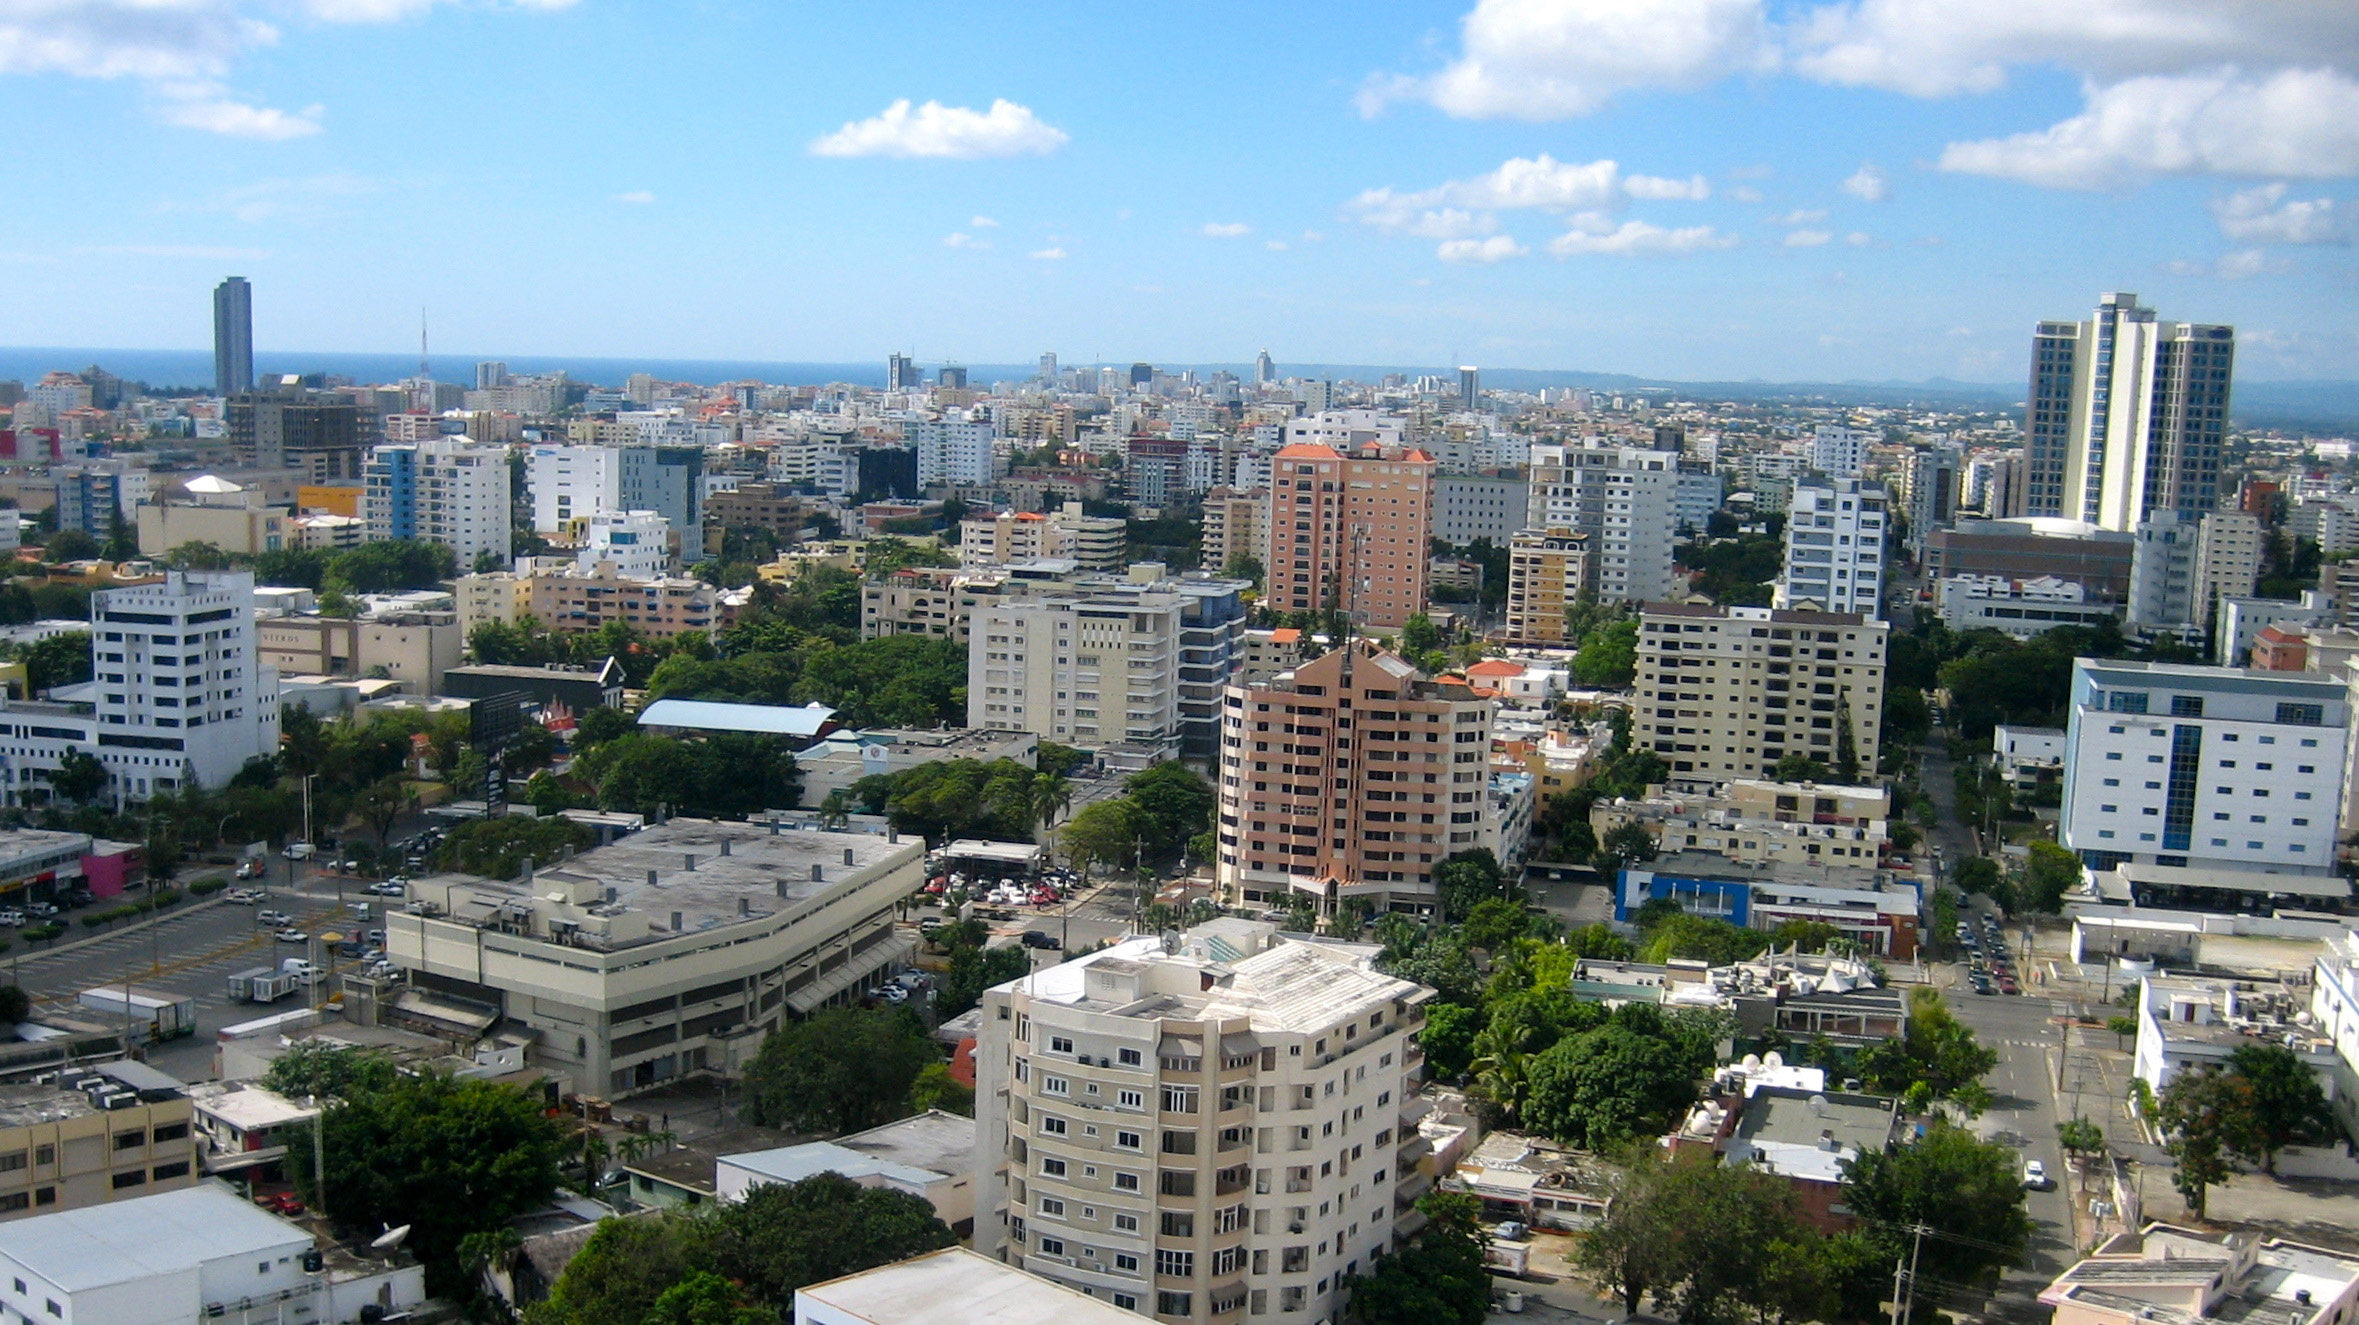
xmin=1505 ymin=529 xmax=1591 ymax=644
xmin=617 ymin=445 xmax=704 ymax=534
xmin=887 ymin=354 xmax=918 ymax=391
xmin=1809 ymin=426 xmax=1869 ymax=479
xmin=212 ymin=276 xmax=252 ymax=398
xmin=1216 ymin=640 xmax=1494 ymax=915
xmin=525 ymin=443 xmax=620 ymax=534
xmin=1525 ymin=444 xmax=1678 ymax=603
xmin=474 ymin=361 xmax=509 ymax=390
xmin=1635 ymin=603 xmax=1888 ymax=788
xmin=970 ymin=591 xmax=1187 ymax=760
xmin=364 ymin=436 xmax=513 ymax=567
xmin=2059 ymin=659 xmax=2346 ymax=874
xmin=959 ymin=504 xmax=1124 ymax=573
xmin=1037 ymin=351 xmax=1057 ymax=382
xmin=973 ymin=921 xmax=1430 ymax=1323
xmin=1458 ymin=365 xmax=1480 ymax=408
xmin=1262 ymin=442 xmax=1435 ymax=629
xmin=1129 ymin=362 xmax=1153 ymax=388
xmin=938 ymin=365 xmax=969 ymax=391
xmin=1432 ymin=475 xmax=1527 ymax=547
xmin=1777 ymin=477 xmax=1888 ymax=618
xmin=1985 ymin=452 xmax=2029 ymax=518
xmin=1905 ymin=445 xmax=1964 ymax=555
xmin=577 ymin=509 xmax=671 ymax=580
xmin=226 ymin=392 xmax=363 ymax=482
xmin=1254 ymin=348 xmax=1275 ymax=385
xmin=1200 ymin=487 xmax=1268 ymax=577
xmin=2195 ymin=511 xmax=2265 ymax=629
xmin=2027 ymin=291 xmax=2235 ymax=530
xmin=905 ymin=417 xmax=995 ymax=486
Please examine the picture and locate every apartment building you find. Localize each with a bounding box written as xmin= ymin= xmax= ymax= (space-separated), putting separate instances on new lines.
xmin=974 ymin=921 xmax=1432 ymax=1325
xmin=1590 ymin=779 xmax=1892 ymax=870
xmin=578 ymin=510 xmax=672 ymax=580
xmin=1263 ymin=443 xmax=1435 ymax=630
xmin=1431 ymin=475 xmax=1527 ymax=547
xmin=2194 ymin=510 xmax=2264 ymax=625
xmin=2060 ymin=659 xmax=2348 ymax=874
xmin=704 ymin=481 xmax=813 ymax=548
xmin=133 ymin=476 xmax=287 ymax=558
xmin=2040 ymin=1224 xmax=2359 ymax=1325
xmin=2026 ymin=291 xmax=2234 ymax=529
xmin=364 ymin=435 xmax=512 ymax=567
xmin=1808 ymin=426 xmax=1868 ymax=479
xmin=1635 ymin=604 xmax=1888 ymax=789
xmin=389 ymin=819 xmax=923 ymax=1095
xmin=1201 ymin=488 xmax=1267 ymax=578
xmin=906 ymin=416 xmax=996 ymax=486
xmin=0 ymin=1063 xmax=196 ymax=1222
xmin=1903 ymin=445 xmax=1963 ymax=555
xmin=1503 ymin=529 xmax=1591 ymax=645
xmin=1526 ymin=444 xmax=1677 ymax=604
xmin=527 ymin=564 xmax=723 ymax=641
xmin=1934 ymin=575 xmax=2117 ymax=639
xmin=255 ymin=612 xmax=463 ymax=693
xmin=970 ymin=593 xmax=1187 ymax=761
xmin=525 ymin=443 xmax=620 ymax=534
xmin=1776 ymin=477 xmax=1887 ymax=619
xmin=1216 ymin=641 xmax=1494 ymax=916
xmin=963 ymin=504 xmax=1126 ymax=573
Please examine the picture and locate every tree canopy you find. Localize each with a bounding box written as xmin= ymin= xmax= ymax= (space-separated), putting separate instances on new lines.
xmin=739 ymin=1007 xmax=937 ymax=1135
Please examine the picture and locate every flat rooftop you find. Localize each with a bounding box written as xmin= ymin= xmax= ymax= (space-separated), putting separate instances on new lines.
xmin=795 ymin=1246 xmax=1142 ymax=1325
xmin=0 ymin=1184 xmax=303 ymax=1292
xmin=1009 ymin=932 xmax=1422 ymax=1032
xmin=453 ymin=820 xmax=920 ymax=939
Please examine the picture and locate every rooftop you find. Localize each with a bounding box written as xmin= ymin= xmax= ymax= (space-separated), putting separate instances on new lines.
xmin=635 ymin=698 xmax=837 ymax=738
xmin=1006 ymin=929 xmax=1423 ymax=1032
xmin=795 ymin=1246 xmax=1142 ymax=1325
xmin=0 ymin=1185 xmax=302 ymax=1292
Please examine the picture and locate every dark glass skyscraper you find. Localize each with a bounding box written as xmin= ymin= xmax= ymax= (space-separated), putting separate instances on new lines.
xmin=212 ymin=276 xmax=253 ymax=397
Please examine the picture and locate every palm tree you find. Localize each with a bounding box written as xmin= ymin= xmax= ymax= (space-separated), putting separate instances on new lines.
xmin=1137 ymin=901 xmax=1181 ymax=935
xmin=817 ymin=789 xmax=852 ymax=830
xmin=1028 ymin=774 xmax=1073 ymax=839
xmin=1470 ymin=1009 xmax=1538 ymax=1126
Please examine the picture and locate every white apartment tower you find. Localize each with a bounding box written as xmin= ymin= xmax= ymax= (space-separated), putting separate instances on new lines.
xmin=906 ymin=416 xmax=997 ymax=486
xmin=526 ymin=443 xmax=621 ymax=534
xmin=365 ymin=435 xmax=513 ymax=568
xmin=1526 ymin=444 xmax=1678 ymax=604
xmin=1637 ymin=603 xmax=1888 ymax=788
xmin=970 ymin=593 xmax=1184 ymax=759
xmin=1809 ymin=426 xmax=1869 ymax=479
xmin=2026 ymin=291 xmax=2235 ymax=531
xmin=1777 ymin=477 xmax=1888 ymax=619
xmin=578 ymin=509 xmax=672 ymax=581
xmin=974 ymin=922 xmax=1432 ymax=1324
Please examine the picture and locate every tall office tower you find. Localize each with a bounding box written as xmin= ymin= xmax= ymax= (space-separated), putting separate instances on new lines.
xmin=939 ymin=364 xmax=969 ymax=391
xmin=2060 ymin=659 xmax=2347 ymax=874
xmin=625 ymin=372 xmax=658 ymax=406
xmin=364 ymin=435 xmax=513 ymax=567
xmin=1505 ymin=529 xmax=1592 ymax=643
xmin=89 ymin=571 xmax=280 ymax=799
xmin=1254 ymin=348 xmax=1275 ymax=385
xmin=1636 ymin=603 xmax=1889 ymax=788
xmin=1262 ymin=442 xmax=1435 ymax=629
xmin=1525 ymin=444 xmax=1679 ymax=604
xmin=1651 ymin=422 xmax=1687 ymax=453
xmin=974 ymin=921 xmax=1429 ymax=1324
xmin=1458 ymin=365 xmax=1480 ymax=408
xmin=887 ymin=354 xmax=918 ymax=391
xmin=475 ymin=361 xmax=509 ymax=390
xmin=212 ymin=276 xmax=252 ymax=397
xmin=226 ymin=392 xmax=363 ymax=482
xmin=1777 ymin=477 xmax=1889 ymax=619
xmin=1129 ymin=362 xmax=1154 ymax=388
xmin=2026 ymin=291 xmax=2235 ymax=530
xmin=1037 ymin=351 xmax=1057 ymax=382
xmin=905 ymin=417 xmax=996 ymax=486
xmin=1809 ymin=425 xmax=1868 ymax=479
xmin=1216 ymin=639 xmax=1495 ymax=915
xmin=1905 ymin=444 xmax=1964 ymax=556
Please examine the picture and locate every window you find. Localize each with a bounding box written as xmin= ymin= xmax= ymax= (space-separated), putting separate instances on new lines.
xmin=1158 ymin=1292 xmax=1193 ymax=1316
xmin=110 ymin=1170 xmax=145 ymax=1190
xmin=1114 ymin=1293 xmax=1138 ymax=1310
xmin=1162 ymin=1086 xmax=1199 ymax=1113
xmin=1038 ymin=1197 xmax=1065 ymax=1217
xmin=1040 ymin=1157 xmax=1067 ymax=1177
xmin=151 ymin=1161 xmax=188 ymax=1181
xmin=112 ymin=1129 xmax=145 ymax=1151
xmin=0 ymin=1152 xmax=24 ymax=1173
xmin=150 ymin=1122 xmax=187 ymax=1143
xmin=1118 ymin=1047 xmax=1143 ymax=1066
xmin=1042 ymin=1076 xmax=1070 ymax=1096
xmin=1050 ymin=1036 xmax=1073 ymax=1054
xmin=1114 ymin=1213 xmax=1140 ymax=1233
xmin=34 ymin=1145 xmax=52 ymax=1166
xmin=1038 ymin=1236 xmax=1065 ymax=1256
xmin=1118 ymin=1089 xmax=1144 ymax=1109
xmin=1114 ymin=1171 xmax=1142 ymax=1192
xmin=0 ymin=1193 xmax=23 ymax=1213
xmin=1157 ymin=1249 xmax=1195 ymax=1277
xmin=1116 ymin=1130 xmax=1142 ymax=1150
xmin=2277 ymin=702 xmax=2325 ymax=726
xmin=1115 ymin=1252 xmax=1141 ymax=1272
xmin=1041 ymin=1116 xmax=1068 ymax=1135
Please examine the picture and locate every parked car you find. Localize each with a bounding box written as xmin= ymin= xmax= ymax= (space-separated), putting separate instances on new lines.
xmin=875 ymin=985 xmax=909 ymax=1005
xmin=0 ymin=910 xmax=22 ymax=927
xmin=275 ymin=929 xmax=308 ymax=944
xmin=25 ymin=903 xmax=56 ymax=919
xmin=258 ymin=1191 xmax=305 ymax=1215
xmin=257 ymin=909 xmax=292 ymax=926
xmin=234 ymin=860 xmax=264 ymax=880
xmin=61 ymin=890 xmax=93 ymax=909
xmin=1020 ymin=930 xmax=1062 ymax=950
xmin=283 ymin=843 xmax=315 ymax=860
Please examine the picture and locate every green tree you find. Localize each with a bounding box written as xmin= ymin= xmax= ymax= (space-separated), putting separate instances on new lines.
xmin=162 ymin=540 xmax=234 ymax=570
xmin=523 ymin=1212 xmax=703 ymax=1325
xmin=1592 ymin=821 xmax=1659 ymax=878
xmin=263 ymin=1044 xmax=403 ymax=1102
xmin=326 ymin=539 xmax=458 ymax=593
xmin=1853 ymin=987 xmax=1999 ymax=1101
xmin=1524 ymin=1019 xmax=1709 ymax=1148
xmin=1124 ymin=762 xmax=1215 ymax=862
xmin=1579 ymin=1153 xmax=1685 ymax=1317
xmin=740 ymin=1007 xmax=935 ymax=1135
xmin=40 ymin=529 xmax=100 ymax=562
xmin=1346 ymin=1190 xmax=1491 ymax=1325
xmin=0 ymin=985 xmax=28 ymax=1024
xmin=1434 ymin=848 xmax=1513 ymax=920
xmin=48 ymin=749 xmax=105 ymax=805
xmin=938 ymin=931 xmax=1030 ymax=1018
xmin=1572 ymin=619 xmax=1639 ymax=687
xmin=2226 ymin=1044 xmax=2332 ymax=1174
xmin=1417 ymin=1002 xmax=1483 ymax=1082
xmin=430 ymin=815 xmax=593 ymax=879
xmin=1772 ymin=753 xmax=1831 ymax=782
xmin=2057 ymin=1115 xmax=2106 ymax=1164
xmin=2159 ymin=1066 xmax=2257 ymax=1219
xmin=907 ymin=1061 xmax=974 ymax=1117
xmin=20 ymin=631 xmax=93 ymax=694
xmin=1061 ymin=797 xmax=1145 ymax=871
xmin=1461 ymin=897 xmax=1532 ymax=953
xmin=644 ymin=1272 xmax=783 ymax=1325
xmin=290 ymin=1073 xmax=564 ymax=1297
xmin=2018 ymin=839 xmax=2080 ymax=913
xmin=1840 ymin=1121 xmax=2033 ymax=1293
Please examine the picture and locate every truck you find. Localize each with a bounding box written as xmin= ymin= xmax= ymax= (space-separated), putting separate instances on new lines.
xmin=1483 ymin=1239 xmax=1532 ymax=1278
xmin=226 ymin=966 xmax=302 ymax=1003
xmin=279 ymin=958 xmax=323 ymax=986
xmin=76 ymin=986 xmax=197 ymax=1041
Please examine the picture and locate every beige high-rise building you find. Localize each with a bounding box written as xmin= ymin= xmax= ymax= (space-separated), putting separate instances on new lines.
xmin=1200 ymin=487 xmax=1268 ymax=579
xmin=970 ymin=592 xmax=1185 ymax=759
xmin=1263 ymin=444 xmax=1434 ymax=629
xmin=1635 ymin=603 xmax=1888 ymax=788
xmin=974 ymin=921 xmax=1432 ymax=1325
xmin=961 ymin=502 xmax=1125 ymax=572
xmin=1504 ymin=529 xmax=1591 ymax=644
xmin=2195 ymin=510 xmax=2265 ymax=627
xmin=1216 ymin=641 xmax=1493 ymax=917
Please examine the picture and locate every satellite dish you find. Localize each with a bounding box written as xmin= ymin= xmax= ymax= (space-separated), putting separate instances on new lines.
xmin=1741 ymin=1054 xmax=1762 ymax=1071
xmin=1809 ymin=1095 xmax=1829 ymax=1116
xmin=371 ymin=1225 xmax=412 ymax=1252
xmin=1161 ymin=930 xmax=1184 ymax=955
xmin=1762 ymin=1051 xmax=1785 ymax=1068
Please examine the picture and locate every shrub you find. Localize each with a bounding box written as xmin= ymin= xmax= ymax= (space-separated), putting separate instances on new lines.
xmin=188 ymin=878 xmax=227 ymax=896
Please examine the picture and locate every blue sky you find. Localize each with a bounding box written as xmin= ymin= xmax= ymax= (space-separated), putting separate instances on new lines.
xmin=2 ymin=0 xmax=2355 ymax=382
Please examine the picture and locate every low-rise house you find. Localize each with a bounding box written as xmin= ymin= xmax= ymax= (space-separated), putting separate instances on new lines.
xmin=716 ymin=1109 xmax=977 ymax=1236
xmin=186 ymin=1084 xmax=316 ymax=1182
xmin=2134 ymin=975 xmax=2341 ymax=1108
xmin=2041 ymin=1224 xmax=2359 ymax=1325
xmin=796 ymin=1246 xmax=1143 ymax=1325
xmin=1673 ymin=1069 xmax=1900 ymax=1232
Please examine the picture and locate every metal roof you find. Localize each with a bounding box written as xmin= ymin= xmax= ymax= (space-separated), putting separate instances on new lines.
xmin=636 ymin=698 xmax=837 ymax=738
xmin=0 ymin=1185 xmax=303 ymax=1293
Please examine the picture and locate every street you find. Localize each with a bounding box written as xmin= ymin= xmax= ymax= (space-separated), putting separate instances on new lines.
xmin=1942 ymin=987 xmax=2079 ymax=1322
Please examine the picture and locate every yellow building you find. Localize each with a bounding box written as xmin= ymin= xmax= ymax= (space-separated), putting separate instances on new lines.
xmin=0 ymin=1063 xmax=197 ymax=1221
xmin=296 ymin=483 xmax=364 ymax=517
xmin=1505 ymin=528 xmax=1592 ymax=644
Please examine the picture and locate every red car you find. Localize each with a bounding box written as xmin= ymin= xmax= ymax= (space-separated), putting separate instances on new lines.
xmin=259 ymin=1192 xmax=305 ymax=1216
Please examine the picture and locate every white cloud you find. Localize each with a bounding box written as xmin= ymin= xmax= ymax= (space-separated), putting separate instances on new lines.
xmin=1201 ymin=222 xmax=1251 ymax=238
xmin=1845 ymin=231 xmax=1875 ymax=246
xmin=1548 ymin=212 xmax=1738 ymax=256
xmin=1437 ymin=234 xmax=1528 ymax=262
xmin=2212 ymin=182 xmax=2354 ymax=244
xmin=1841 ymin=163 xmax=1891 ymax=201
xmin=1765 ymin=208 xmax=1827 ymax=225
xmin=156 ymin=91 xmax=321 ymax=138
xmin=1029 ymin=246 xmax=1066 ymax=260
xmin=970 ymin=215 xmax=1000 ymax=228
xmin=1938 ymin=68 xmax=2359 ymax=189
xmin=1344 ymin=154 xmax=1625 ymax=238
xmin=1364 ymin=0 xmax=1770 ymax=119
xmin=1784 ymin=228 xmax=1833 ymax=247
xmin=0 ymin=1 xmax=270 ymax=80
xmin=612 ymin=190 xmax=655 ymax=204
xmin=297 ymin=0 xmax=577 ymax=18
xmin=1301 ymin=229 xmax=1326 ymax=242
xmin=1265 ymin=239 xmax=1289 ymax=251
xmin=2165 ymin=248 xmax=2291 ymax=278
xmin=809 ymin=98 xmax=1068 ymax=159
xmin=1730 ymin=184 xmax=1763 ymax=203
xmin=942 ymin=231 xmax=990 ymax=250
xmin=1626 ymin=172 xmax=1710 ymax=200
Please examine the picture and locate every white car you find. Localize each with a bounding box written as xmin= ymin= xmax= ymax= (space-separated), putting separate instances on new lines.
xmin=275 ymin=928 xmax=308 ymax=944
xmin=0 ymin=910 xmax=22 ymax=927
xmin=2023 ymin=1160 xmax=2050 ymax=1190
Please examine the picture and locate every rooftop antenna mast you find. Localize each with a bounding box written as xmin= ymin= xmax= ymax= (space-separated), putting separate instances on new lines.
xmin=419 ymin=308 xmax=429 ymax=379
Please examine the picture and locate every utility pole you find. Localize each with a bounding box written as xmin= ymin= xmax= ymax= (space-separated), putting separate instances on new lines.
xmin=1891 ymin=1222 xmax=1928 ymax=1325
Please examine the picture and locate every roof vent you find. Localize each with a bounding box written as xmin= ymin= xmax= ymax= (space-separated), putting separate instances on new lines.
xmin=811 ymin=863 xmax=824 ymax=882
xmin=720 ymin=839 xmax=732 ymax=857
xmin=605 ymin=887 xmax=617 ymax=904
xmin=737 ymin=897 xmax=750 ymax=917
xmin=685 ymin=853 xmax=698 ymax=871
xmin=843 ymin=847 xmax=855 ymax=867
xmin=670 ymin=911 xmax=682 ymax=931
xmin=647 ymin=870 xmax=659 ymax=889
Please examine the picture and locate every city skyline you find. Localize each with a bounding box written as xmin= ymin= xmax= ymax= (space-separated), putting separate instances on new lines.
xmin=1 ymin=3 xmax=2354 ymax=383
